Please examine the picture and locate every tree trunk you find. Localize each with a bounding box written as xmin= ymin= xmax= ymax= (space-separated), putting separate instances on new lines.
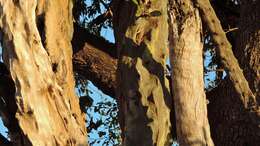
xmin=0 ymin=1 xmax=87 ymax=146
xmin=207 ymin=0 xmax=260 ymax=145
xmin=235 ymin=0 xmax=260 ymax=102
xmin=168 ymin=0 xmax=214 ymax=145
xmin=112 ymin=0 xmax=173 ymax=145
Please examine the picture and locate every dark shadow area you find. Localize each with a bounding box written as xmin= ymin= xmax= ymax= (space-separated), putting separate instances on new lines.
xmin=117 ymin=36 xmax=176 ymax=145
xmin=36 ymin=13 xmax=46 ymax=49
xmin=0 ymin=55 xmax=32 ymax=145
xmin=72 ymin=23 xmax=117 ymax=58
xmin=207 ymin=77 xmax=260 ymax=146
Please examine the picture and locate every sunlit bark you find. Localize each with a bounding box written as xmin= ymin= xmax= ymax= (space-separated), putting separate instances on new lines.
xmin=0 ymin=1 xmax=87 ymax=145
xmin=168 ymin=0 xmax=214 ymax=145
xmin=112 ymin=0 xmax=173 ymax=145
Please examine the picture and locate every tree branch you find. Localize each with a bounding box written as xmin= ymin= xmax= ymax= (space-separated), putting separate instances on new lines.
xmin=72 ymin=24 xmax=117 ymax=97
xmin=0 ymin=133 xmax=11 ymax=146
xmin=89 ymin=9 xmax=113 ymax=27
xmin=72 ymin=24 xmax=117 ymax=58
xmin=73 ymin=43 xmax=117 ymax=97
xmin=194 ymin=0 xmax=257 ymax=109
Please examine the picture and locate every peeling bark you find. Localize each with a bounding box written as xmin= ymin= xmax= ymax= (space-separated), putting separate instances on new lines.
xmin=0 ymin=1 xmax=87 ymax=146
xmin=112 ymin=0 xmax=173 ymax=145
xmin=168 ymin=0 xmax=214 ymax=145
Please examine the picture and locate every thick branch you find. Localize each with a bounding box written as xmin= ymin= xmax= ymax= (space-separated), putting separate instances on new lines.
xmin=194 ymin=0 xmax=257 ymax=109
xmin=70 ymin=1 xmax=240 ymax=99
xmin=72 ymin=24 xmax=117 ymax=97
xmin=73 ymin=43 xmax=117 ymax=97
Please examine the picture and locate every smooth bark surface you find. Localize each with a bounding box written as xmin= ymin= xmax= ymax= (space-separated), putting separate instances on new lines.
xmin=112 ymin=0 xmax=173 ymax=145
xmin=0 ymin=1 xmax=87 ymax=145
xmin=168 ymin=0 xmax=214 ymax=145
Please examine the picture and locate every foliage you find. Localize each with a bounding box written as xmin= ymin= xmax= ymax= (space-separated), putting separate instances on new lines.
xmin=73 ymin=0 xmax=112 ymax=35
xmin=87 ymin=98 xmax=121 ymax=146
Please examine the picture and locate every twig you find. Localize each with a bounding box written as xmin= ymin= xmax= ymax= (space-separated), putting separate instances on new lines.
xmin=0 ymin=133 xmax=11 ymax=146
xmin=225 ymin=27 xmax=238 ymax=33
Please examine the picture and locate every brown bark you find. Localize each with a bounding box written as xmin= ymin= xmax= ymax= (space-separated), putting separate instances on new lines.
xmin=168 ymin=0 xmax=214 ymax=145
xmin=72 ymin=24 xmax=117 ymax=97
xmin=73 ymin=40 xmax=117 ymax=98
xmin=69 ymin=0 xmax=240 ymax=100
xmin=235 ymin=0 xmax=260 ymax=102
xmin=112 ymin=0 xmax=173 ymax=145
xmin=207 ymin=79 xmax=260 ymax=146
xmin=69 ymin=1 xmax=240 ymax=100
xmin=0 ymin=1 xmax=87 ymax=145
xmin=194 ymin=0 xmax=257 ymax=110
xmin=207 ymin=0 xmax=260 ymax=145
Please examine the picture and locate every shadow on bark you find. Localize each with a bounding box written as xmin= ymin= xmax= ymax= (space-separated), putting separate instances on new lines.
xmin=0 ymin=62 xmax=32 ymax=146
xmin=118 ymin=37 xmax=175 ymax=145
xmin=207 ymin=78 xmax=260 ymax=146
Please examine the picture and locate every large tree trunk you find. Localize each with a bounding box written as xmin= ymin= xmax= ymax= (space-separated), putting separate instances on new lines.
xmin=235 ymin=0 xmax=260 ymax=101
xmin=168 ymin=0 xmax=214 ymax=145
xmin=112 ymin=0 xmax=173 ymax=145
xmin=207 ymin=0 xmax=260 ymax=145
xmin=0 ymin=1 xmax=87 ymax=146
